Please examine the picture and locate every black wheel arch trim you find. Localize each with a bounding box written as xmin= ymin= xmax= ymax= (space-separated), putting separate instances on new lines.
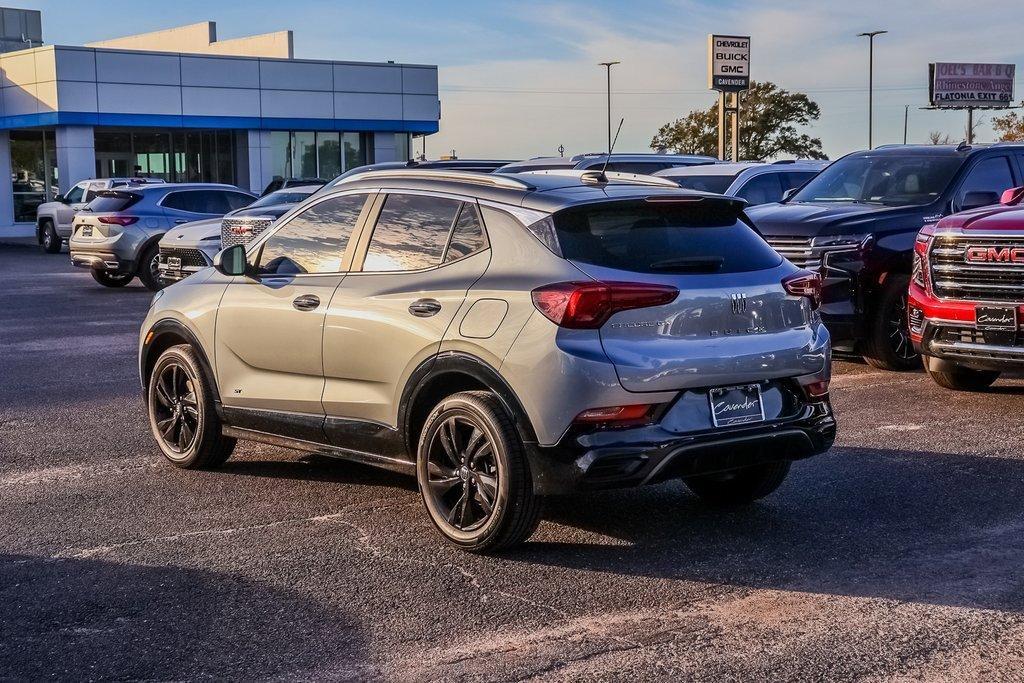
xmin=399 ymin=351 xmax=538 ymax=453
xmin=140 ymin=318 xmax=220 ymax=407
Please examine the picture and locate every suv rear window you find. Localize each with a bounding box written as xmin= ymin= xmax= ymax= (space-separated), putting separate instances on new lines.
xmin=550 ymin=200 xmax=781 ymax=274
xmin=87 ymin=191 xmax=140 ymax=212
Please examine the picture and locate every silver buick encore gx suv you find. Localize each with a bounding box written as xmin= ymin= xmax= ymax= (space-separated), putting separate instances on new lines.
xmin=138 ymin=168 xmax=836 ymax=552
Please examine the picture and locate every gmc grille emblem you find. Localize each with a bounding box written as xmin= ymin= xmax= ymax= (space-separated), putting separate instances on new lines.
xmin=965 ymin=246 xmax=1024 ymax=263
xmin=730 ymin=293 xmax=747 ymax=314
xmin=229 ymin=226 xmax=252 ymax=236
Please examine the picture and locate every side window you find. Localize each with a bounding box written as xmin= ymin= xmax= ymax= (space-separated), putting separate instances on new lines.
xmin=956 ymin=156 xmax=1015 ymax=208
xmin=736 ymin=172 xmax=784 ymax=206
xmin=162 ymin=191 xmax=197 ymax=213
xmin=65 ymin=183 xmax=86 ymax=203
xmin=363 ymin=194 xmax=460 ymax=272
xmin=225 ymin=192 xmax=255 ymax=211
xmin=444 ymin=204 xmax=487 ymax=262
xmin=257 ymin=194 xmax=367 ymax=275
xmin=782 ymin=171 xmax=817 ymax=191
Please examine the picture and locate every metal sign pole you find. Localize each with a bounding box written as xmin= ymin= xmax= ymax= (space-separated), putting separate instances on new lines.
xmin=718 ymin=92 xmax=727 ymax=160
xmin=967 ymin=107 xmax=974 ymax=144
xmin=731 ymin=92 xmax=740 ymax=162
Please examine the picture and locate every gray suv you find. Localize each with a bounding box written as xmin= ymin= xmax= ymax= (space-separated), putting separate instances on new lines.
xmin=70 ymin=183 xmax=255 ymax=290
xmin=138 ymin=169 xmax=835 ymax=552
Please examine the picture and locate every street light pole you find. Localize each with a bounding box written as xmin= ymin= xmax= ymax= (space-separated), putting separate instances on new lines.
xmin=599 ymin=61 xmax=620 ymax=154
xmin=857 ymin=30 xmax=888 ymax=149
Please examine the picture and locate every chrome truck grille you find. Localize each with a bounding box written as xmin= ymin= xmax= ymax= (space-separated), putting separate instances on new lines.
xmin=221 ymin=216 xmax=275 ymax=248
xmin=929 ymin=235 xmax=1024 ymax=302
xmin=762 ymin=236 xmax=821 ymax=270
xmin=159 ymin=247 xmax=208 ymax=269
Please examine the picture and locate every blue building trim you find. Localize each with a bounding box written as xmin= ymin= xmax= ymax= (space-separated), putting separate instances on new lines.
xmin=0 ymin=111 xmax=440 ymax=134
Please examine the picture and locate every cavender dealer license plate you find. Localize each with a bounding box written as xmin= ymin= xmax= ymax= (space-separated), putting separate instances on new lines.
xmin=975 ymin=305 xmax=1017 ymax=331
xmin=709 ymin=383 xmax=766 ymax=428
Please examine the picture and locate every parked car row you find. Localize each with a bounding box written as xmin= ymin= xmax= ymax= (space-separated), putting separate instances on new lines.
xmin=45 ymin=144 xmax=1024 ymax=552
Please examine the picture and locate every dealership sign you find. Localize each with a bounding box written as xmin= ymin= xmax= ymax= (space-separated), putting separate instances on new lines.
xmin=929 ymin=62 xmax=1015 ymax=108
xmin=708 ymin=35 xmax=750 ymax=92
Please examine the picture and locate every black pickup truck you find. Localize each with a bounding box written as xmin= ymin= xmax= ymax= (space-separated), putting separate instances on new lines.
xmin=747 ymin=143 xmax=1024 ymax=370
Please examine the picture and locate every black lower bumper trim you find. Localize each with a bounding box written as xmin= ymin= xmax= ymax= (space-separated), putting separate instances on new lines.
xmin=525 ymin=407 xmax=836 ymax=496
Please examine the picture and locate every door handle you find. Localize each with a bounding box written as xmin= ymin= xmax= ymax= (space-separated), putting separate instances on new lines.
xmin=174 ymin=219 xmax=188 ymax=224
xmin=292 ymin=294 xmax=321 ymax=311
xmin=409 ymin=298 xmax=442 ymax=317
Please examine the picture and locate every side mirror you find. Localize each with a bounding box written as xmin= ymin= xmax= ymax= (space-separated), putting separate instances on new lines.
xmin=1000 ymin=186 xmax=1024 ymax=205
xmin=782 ymin=188 xmax=798 ymax=202
xmin=960 ymin=190 xmax=1000 ymax=212
xmin=213 ymin=244 xmax=251 ymax=277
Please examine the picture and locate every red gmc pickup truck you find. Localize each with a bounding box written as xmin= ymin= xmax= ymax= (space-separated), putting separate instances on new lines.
xmin=909 ymin=186 xmax=1024 ymax=390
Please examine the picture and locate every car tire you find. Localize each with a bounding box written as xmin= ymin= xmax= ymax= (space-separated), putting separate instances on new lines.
xmin=137 ymin=243 xmax=164 ymax=291
xmin=862 ymin=273 xmax=920 ymax=371
xmin=683 ymin=461 xmax=791 ymax=506
xmin=925 ymin=362 xmax=999 ymax=391
xmin=91 ymin=269 xmax=134 ymax=288
xmin=416 ymin=390 xmax=541 ymax=553
xmin=39 ymin=220 xmax=62 ymax=253
xmin=147 ymin=344 xmax=235 ymax=469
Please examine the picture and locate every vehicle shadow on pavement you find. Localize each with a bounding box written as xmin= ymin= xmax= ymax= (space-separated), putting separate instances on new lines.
xmin=0 ymin=553 xmax=369 ymax=680
xmin=220 ymin=453 xmax=419 ymax=492
xmin=510 ymin=446 xmax=1024 ymax=614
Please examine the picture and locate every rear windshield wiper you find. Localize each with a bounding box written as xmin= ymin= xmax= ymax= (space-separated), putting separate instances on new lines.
xmin=648 ymin=256 xmax=724 ymax=273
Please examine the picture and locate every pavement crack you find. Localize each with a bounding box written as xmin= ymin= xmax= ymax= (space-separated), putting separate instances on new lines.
xmin=52 ymin=497 xmax=412 ymax=559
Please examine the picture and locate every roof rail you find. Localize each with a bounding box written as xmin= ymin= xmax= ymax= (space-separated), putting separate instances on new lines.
xmin=337 ymin=169 xmax=536 ymax=191
xmin=524 ymin=169 xmax=681 ymax=188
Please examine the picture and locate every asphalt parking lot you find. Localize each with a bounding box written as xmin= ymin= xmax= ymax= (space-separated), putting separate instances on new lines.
xmin=3 ymin=241 xmax=1024 ymax=682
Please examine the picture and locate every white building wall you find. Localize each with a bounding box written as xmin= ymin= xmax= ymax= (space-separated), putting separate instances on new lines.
xmin=373 ymin=132 xmax=398 ymax=163
xmin=246 ymin=130 xmax=274 ymax=195
xmin=0 ymin=131 xmax=14 ymax=230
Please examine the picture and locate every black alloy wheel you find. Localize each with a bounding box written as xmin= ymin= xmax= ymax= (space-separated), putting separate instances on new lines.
xmin=863 ymin=273 xmax=921 ymax=371
xmin=425 ymin=415 xmax=499 ymax=532
xmin=152 ymin=362 xmax=201 ymax=456
xmin=147 ymin=344 xmax=235 ymax=469
xmin=416 ymin=391 xmax=541 ymax=552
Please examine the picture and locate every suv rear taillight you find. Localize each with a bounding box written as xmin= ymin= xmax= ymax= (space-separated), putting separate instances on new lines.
xmin=98 ymin=216 xmax=138 ymax=226
xmin=912 ymin=226 xmax=934 ymax=289
xmin=531 ymin=281 xmax=679 ymax=329
xmin=782 ymin=270 xmax=822 ymax=309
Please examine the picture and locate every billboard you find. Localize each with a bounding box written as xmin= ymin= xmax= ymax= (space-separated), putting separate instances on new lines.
xmin=929 ymin=62 xmax=1015 ymax=108
xmin=708 ymin=35 xmax=750 ymax=92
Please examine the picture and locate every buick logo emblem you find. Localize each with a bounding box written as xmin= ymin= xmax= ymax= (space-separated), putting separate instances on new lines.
xmin=730 ymin=293 xmax=747 ymax=314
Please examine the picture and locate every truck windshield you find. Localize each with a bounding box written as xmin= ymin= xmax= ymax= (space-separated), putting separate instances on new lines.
xmin=792 ymin=154 xmax=961 ymax=206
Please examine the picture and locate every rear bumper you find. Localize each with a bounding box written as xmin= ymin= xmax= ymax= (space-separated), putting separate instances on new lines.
xmin=525 ymin=395 xmax=836 ymax=496
xmin=70 ymin=250 xmax=135 ymax=274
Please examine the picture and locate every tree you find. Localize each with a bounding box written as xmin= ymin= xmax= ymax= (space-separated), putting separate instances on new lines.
xmin=993 ymin=111 xmax=1024 ymax=141
xmin=650 ymin=81 xmax=827 ymax=160
xmin=928 ymin=131 xmax=953 ymax=145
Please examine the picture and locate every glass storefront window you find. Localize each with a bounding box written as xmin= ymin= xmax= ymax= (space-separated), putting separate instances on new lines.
xmin=317 ymin=132 xmax=341 ymax=180
xmin=293 ymin=132 xmax=317 ymax=179
xmin=133 ymin=132 xmax=172 ymax=180
xmin=395 ymin=133 xmax=411 ymax=162
xmin=342 ymin=132 xmax=366 ymax=172
xmin=270 ymin=131 xmax=291 ymax=181
xmin=10 ymin=130 xmax=46 ymax=222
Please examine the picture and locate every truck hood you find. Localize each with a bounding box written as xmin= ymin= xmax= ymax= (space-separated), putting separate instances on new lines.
xmin=746 ymin=200 xmax=932 ymax=240
xmin=159 ymin=217 xmax=222 ymax=248
xmin=936 ymin=204 xmax=1024 ymax=231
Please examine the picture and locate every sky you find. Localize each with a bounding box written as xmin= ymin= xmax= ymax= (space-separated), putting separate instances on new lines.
xmin=24 ymin=0 xmax=1024 ymax=160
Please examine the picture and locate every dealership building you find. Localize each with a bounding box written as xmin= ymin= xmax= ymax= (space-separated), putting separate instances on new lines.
xmin=0 ymin=8 xmax=440 ymax=236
